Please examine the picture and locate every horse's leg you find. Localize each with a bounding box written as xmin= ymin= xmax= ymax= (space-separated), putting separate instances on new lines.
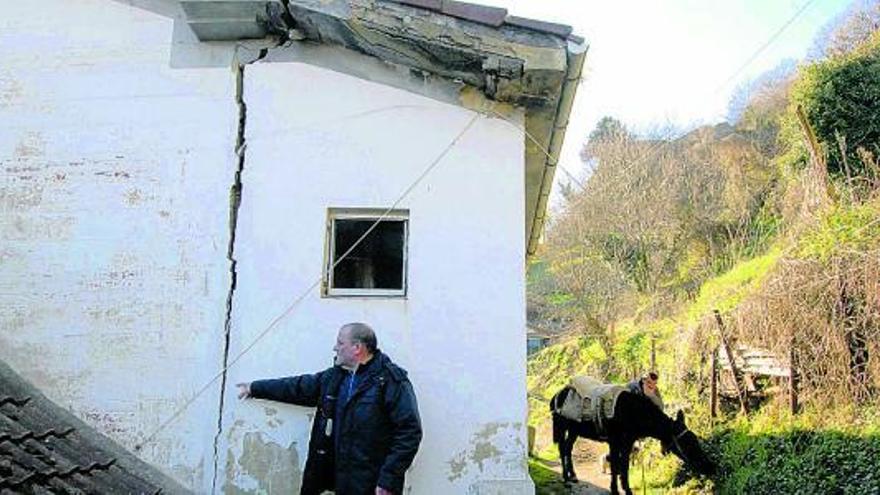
xmin=554 ymin=417 xmax=570 ymax=482
xmin=564 ymin=428 xmax=579 ymax=482
xmin=552 ymin=413 xmax=570 ymax=482
xmin=559 ymin=438 xmax=570 ymax=482
xmin=560 ymin=425 xmax=577 ymax=482
xmin=608 ymin=441 xmax=620 ymax=495
xmin=618 ymin=439 xmax=635 ymax=495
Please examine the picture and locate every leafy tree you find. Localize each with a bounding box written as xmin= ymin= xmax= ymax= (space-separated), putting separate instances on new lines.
xmin=786 ymin=31 xmax=880 ymax=178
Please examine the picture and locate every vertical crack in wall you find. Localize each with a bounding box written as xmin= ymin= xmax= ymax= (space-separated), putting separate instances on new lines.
xmin=212 ymin=47 xmax=269 ymax=495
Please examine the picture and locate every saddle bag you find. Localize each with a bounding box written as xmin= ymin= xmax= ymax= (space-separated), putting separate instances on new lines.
xmin=559 ymin=388 xmax=592 ymax=422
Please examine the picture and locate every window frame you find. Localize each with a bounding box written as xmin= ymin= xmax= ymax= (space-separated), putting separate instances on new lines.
xmin=323 ymin=207 xmax=409 ymax=298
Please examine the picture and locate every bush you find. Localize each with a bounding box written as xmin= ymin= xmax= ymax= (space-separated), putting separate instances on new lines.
xmin=798 ymin=199 xmax=880 ymax=261
xmin=784 ymin=32 xmax=880 ymax=178
xmin=636 ymin=406 xmax=880 ymax=495
xmin=707 ymin=427 xmax=880 ymax=494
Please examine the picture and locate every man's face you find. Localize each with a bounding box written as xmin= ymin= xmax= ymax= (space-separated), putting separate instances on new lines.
xmin=333 ymin=328 xmax=360 ymax=369
xmin=643 ymin=375 xmax=658 ymax=394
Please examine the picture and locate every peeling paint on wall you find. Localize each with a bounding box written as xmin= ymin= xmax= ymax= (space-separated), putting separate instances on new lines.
xmin=263 ymin=407 xmax=284 ymax=429
xmin=0 ymin=184 xmax=44 ymax=212
xmin=224 ymin=431 xmax=302 ymax=495
xmin=446 ymin=422 xmax=528 ymax=482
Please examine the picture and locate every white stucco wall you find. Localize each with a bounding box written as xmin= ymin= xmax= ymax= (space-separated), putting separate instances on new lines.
xmin=1 ymin=1 xmax=531 ymax=493
xmin=221 ymin=61 xmax=530 ymax=494
xmin=0 ymin=1 xmax=234 ymax=490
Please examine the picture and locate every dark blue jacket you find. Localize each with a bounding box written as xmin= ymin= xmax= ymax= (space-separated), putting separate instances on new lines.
xmin=249 ymin=351 xmax=422 ymax=495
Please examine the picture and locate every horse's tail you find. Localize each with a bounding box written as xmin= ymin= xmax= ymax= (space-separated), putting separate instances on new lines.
xmin=549 ymin=387 xmax=569 ymax=445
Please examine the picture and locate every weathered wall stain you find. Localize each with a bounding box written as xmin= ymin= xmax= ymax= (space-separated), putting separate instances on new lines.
xmin=1 ymin=3 xmax=237 ymax=493
xmin=264 ymin=407 xmax=284 ymax=429
xmin=0 ymin=74 xmax=24 ymax=109
xmin=125 ymin=188 xmax=144 ymax=206
xmin=446 ymin=422 xmax=527 ymax=482
xmin=13 ymin=132 xmax=45 ymax=159
xmin=171 ymin=458 xmax=204 ymax=491
xmin=225 ymin=432 xmax=302 ymax=495
xmin=0 ymin=184 xmax=44 ymax=211
xmin=94 ymin=170 xmax=131 ymax=179
xmin=82 ymin=409 xmax=137 ymax=438
xmin=471 ymin=440 xmax=502 ymax=471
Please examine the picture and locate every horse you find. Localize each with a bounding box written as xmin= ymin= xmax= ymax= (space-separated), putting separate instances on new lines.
xmin=550 ymin=386 xmax=716 ymax=495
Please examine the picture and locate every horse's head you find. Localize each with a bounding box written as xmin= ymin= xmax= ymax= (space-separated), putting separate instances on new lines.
xmin=662 ymin=410 xmax=717 ymax=477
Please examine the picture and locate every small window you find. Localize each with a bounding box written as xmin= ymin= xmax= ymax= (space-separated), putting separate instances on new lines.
xmin=324 ymin=208 xmax=408 ymax=297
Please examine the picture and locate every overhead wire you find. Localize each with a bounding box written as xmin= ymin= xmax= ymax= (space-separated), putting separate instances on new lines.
xmin=128 ymin=0 xmax=821 ymax=452
xmin=135 ymin=112 xmax=479 ymax=452
xmin=561 ymin=0 xmax=819 ymax=198
xmin=507 ymin=0 xmax=823 ymax=348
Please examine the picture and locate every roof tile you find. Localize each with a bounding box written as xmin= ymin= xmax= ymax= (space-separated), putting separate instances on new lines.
xmin=439 ymin=0 xmax=507 ymax=27
xmin=383 ymin=0 xmax=575 ymax=38
xmin=505 ymin=15 xmax=572 ymax=37
xmin=390 ymin=0 xmax=442 ymax=10
xmin=0 ymin=362 xmax=185 ymax=494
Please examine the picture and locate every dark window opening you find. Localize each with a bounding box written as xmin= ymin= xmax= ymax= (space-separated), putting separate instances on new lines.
xmin=329 ymin=216 xmax=407 ymax=293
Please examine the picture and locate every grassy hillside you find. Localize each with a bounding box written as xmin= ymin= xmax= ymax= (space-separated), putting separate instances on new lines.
xmin=528 ymin=17 xmax=880 ymax=494
xmin=528 ymin=198 xmax=880 ymax=493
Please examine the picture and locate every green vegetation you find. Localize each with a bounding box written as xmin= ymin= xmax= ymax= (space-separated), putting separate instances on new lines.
xmin=783 ymin=32 xmax=880 ymax=178
xmin=797 ymin=199 xmax=880 ymax=261
xmin=528 ymin=457 xmax=570 ymax=495
xmin=703 ymin=407 xmax=880 ymax=494
xmin=529 ymin=5 xmax=880 ymax=494
xmin=686 ymin=246 xmax=782 ymax=321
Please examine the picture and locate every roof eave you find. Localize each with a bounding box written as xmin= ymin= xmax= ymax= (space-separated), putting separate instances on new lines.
xmin=526 ymin=39 xmax=587 ymax=257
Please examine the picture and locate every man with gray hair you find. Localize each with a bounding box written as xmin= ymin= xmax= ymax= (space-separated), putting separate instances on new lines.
xmin=237 ymin=323 xmax=422 ymax=495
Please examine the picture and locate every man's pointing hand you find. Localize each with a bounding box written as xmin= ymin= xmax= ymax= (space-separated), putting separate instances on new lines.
xmin=236 ymin=382 xmax=251 ymax=399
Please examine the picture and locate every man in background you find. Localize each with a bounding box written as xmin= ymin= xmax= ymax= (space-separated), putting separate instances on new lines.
xmin=627 ymin=371 xmax=664 ymax=410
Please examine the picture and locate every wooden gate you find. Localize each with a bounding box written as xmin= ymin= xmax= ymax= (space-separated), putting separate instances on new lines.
xmin=711 ymin=310 xmax=797 ymax=416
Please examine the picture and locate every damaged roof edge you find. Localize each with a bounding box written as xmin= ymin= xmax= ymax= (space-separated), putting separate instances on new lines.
xmin=172 ymin=0 xmax=586 ymax=260
xmin=179 ymin=0 xmax=577 ymax=56
xmin=386 ymin=0 xmax=574 ymax=38
xmin=527 ymin=38 xmax=587 ymax=258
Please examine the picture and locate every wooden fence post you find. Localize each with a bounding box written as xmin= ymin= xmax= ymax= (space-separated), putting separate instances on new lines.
xmin=713 ymin=310 xmax=749 ymax=414
xmin=710 ymin=347 xmax=718 ymax=418
xmin=795 ymin=104 xmax=835 ymax=207
xmin=789 ymin=344 xmax=799 ymax=415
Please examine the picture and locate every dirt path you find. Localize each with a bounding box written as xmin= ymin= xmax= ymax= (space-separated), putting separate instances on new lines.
xmin=568 ymin=441 xmax=612 ymax=494
xmin=538 ymin=441 xmax=612 ymax=494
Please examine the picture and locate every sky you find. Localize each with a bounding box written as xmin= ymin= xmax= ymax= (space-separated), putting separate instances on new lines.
xmin=478 ymin=0 xmax=857 ymax=188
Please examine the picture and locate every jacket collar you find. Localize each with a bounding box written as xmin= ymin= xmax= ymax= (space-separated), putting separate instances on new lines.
xmin=344 ymin=351 xmax=388 ymax=404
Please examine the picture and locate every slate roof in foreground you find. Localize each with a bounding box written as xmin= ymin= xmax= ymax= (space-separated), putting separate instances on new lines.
xmin=0 ymin=361 xmax=189 ymax=495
